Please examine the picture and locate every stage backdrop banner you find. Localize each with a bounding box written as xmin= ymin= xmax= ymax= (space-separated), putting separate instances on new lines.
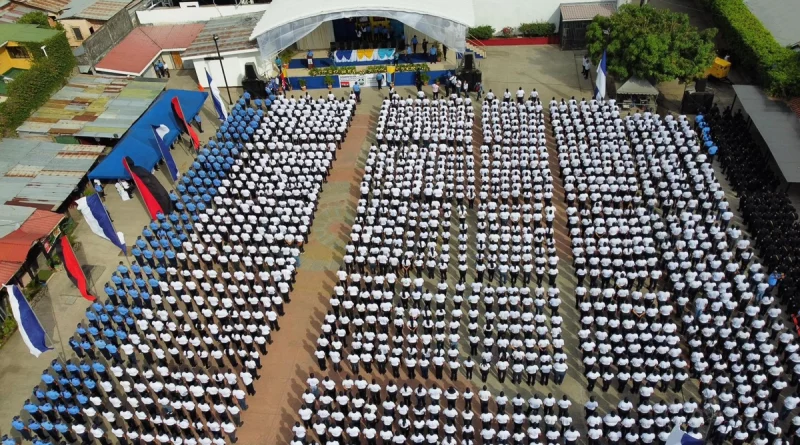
xmin=334 ymin=48 xmax=394 ymax=63
xmin=339 ymin=73 xmax=387 ymax=88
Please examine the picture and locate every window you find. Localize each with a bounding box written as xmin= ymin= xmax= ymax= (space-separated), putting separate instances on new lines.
xmin=73 ymin=27 xmax=84 ymax=41
xmin=7 ymin=46 xmax=29 ymax=59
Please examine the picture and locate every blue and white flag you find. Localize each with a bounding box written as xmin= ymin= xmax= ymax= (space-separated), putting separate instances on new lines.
xmin=665 ymin=425 xmax=704 ymax=445
xmin=594 ymin=50 xmax=607 ymax=101
xmin=75 ymin=194 xmax=126 ymax=255
xmin=6 ymin=284 xmax=51 ymax=357
xmin=152 ymin=124 xmax=179 ymax=181
xmin=206 ymin=69 xmax=228 ymax=121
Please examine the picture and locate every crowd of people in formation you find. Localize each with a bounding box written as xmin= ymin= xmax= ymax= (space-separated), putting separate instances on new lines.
xmin=554 ymin=96 xmax=800 ymax=445
xmin=4 ymin=91 xmax=356 ymax=445
xmin=310 ymin=88 xmax=573 ymax=393
xmin=293 ymin=379 xmax=725 ymax=445
xmin=700 ymin=106 xmax=800 ymax=313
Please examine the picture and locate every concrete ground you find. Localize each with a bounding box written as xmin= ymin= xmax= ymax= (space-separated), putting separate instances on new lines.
xmin=0 ymin=41 xmax=758 ymax=443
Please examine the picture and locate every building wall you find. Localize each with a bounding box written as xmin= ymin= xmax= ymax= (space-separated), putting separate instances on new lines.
xmin=473 ymin=0 xmax=627 ymax=32
xmin=0 ymin=42 xmax=34 ymax=73
xmin=60 ymin=19 xmax=105 ymax=47
xmin=191 ymin=51 xmax=265 ymax=88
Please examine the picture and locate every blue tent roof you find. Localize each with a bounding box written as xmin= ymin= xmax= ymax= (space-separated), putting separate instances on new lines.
xmin=88 ymin=89 xmax=209 ymax=180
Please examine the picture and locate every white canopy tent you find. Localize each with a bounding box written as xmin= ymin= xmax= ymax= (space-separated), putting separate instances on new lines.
xmin=249 ymin=0 xmax=475 ymax=61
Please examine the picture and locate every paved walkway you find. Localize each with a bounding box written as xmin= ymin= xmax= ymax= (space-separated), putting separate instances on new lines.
xmin=235 ymin=106 xmax=374 ymax=444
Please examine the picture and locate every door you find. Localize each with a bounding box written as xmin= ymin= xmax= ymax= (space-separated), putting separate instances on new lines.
xmin=171 ymin=52 xmax=184 ymax=70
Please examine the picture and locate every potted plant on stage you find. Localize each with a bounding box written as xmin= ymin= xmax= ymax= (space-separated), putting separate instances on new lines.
xmin=501 ymin=26 xmax=515 ymax=38
xmin=298 ymin=79 xmax=307 ymax=91
xmin=419 ymin=72 xmax=430 ymax=86
xmin=324 ymin=75 xmax=335 ymax=90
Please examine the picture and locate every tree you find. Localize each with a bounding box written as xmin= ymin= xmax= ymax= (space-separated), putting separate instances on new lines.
xmin=586 ymin=5 xmax=717 ymax=83
xmin=17 ymin=11 xmax=64 ymax=31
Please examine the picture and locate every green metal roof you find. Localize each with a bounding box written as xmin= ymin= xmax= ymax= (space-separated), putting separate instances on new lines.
xmin=0 ymin=23 xmax=60 ymax=44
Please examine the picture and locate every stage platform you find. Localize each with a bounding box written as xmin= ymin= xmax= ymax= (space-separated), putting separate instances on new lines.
xmin=287 ymin=50 xmax=458 ymax=73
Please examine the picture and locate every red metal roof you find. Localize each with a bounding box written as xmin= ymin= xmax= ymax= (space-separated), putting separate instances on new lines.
xmin=94 ymin=24 xmax=204 ymax=76
xmin=0 ymin=210 xmax=63 ymax=263
xmin=0 ymin=260 xmax=22 ymax=286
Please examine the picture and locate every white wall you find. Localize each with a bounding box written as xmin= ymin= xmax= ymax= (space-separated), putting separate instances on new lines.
xmin=192 ymin=51 xmax=266 ymax=88
xmin=472 ymin=0 xmax=612 ymax=31
xmin=137 ymin=3 xmax=270 ymax=25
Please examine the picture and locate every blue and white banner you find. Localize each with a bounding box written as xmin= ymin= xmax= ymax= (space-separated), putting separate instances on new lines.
xmin=152 ymin=124 xmax=179 ymax=181
xmin=595 ymin=50 xmax=607 ymax=101
xmin=6 ymin=285 xmax=51 ymax=357
xmin=665 ymin=425 xmax=704 ymax=445
xmin=206 ymin=69 xmax=228 ymax=121
xmin=76 ymin=195 xmax=126 ymax=255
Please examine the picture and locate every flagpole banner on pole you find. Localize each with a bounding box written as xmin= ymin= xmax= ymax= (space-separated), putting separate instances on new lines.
xmin=171 ymin=96 xmax=201 ymax=149
xmin=152 ymin=124 xmax=180 ymax=181
xmin=75 ymin=195 xmax=127 ymax=255
xmin=595 ymin=50 xmax=608 ymax=101
xmin=6 ymin=285 xmax=52 ymax=357
xmin=206 ymin=69 xmax=229 ymax=121
xmin=123 ymin=156 xmax=172 ymax=219
xmin=56 ymin=236 xmax=96 ymax=302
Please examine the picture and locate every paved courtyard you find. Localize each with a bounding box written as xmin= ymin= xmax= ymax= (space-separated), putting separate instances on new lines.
xmin=0 ymin=43 xmax=752 ymax=444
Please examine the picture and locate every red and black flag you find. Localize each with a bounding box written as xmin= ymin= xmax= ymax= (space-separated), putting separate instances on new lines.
xmin=56 ymin=236 xmax=96 ymax=302
xmin=123 ymin=156 xmax=172 ymax=220
xmin=171 ymin=96 xmax=200 ymax=150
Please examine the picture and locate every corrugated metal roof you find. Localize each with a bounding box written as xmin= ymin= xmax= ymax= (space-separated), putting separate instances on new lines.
xmin=0 ymin=140 xmax=103 ymax=210
xmin=560 ymin=2 xmax=616 ymax=22
xmin=0 ymin=204 xmax=34 ymax=238
xmin=94 ymin=24 xmax=204 ymax=76
xmin=0 ymin=1 xmax=39 ymax=24
xmin=16 ymin=74 xmax=166 ymax=139
xmin=182 ymin=14 xmax=259 ymax=60
xmin=14 ymin=0 xmax=69 ymax=14
xmin=60 ymin=0 xmax=130 ymax=20
xmin=0 ymin=260 xmax=22 ymax=286
xmin=0 ymin=209 xmax=63 ymax=263
xmin=0 ymin=22 xmax=60 ymax=42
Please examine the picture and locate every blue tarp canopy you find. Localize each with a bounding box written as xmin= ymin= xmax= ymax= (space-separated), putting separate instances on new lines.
xmin=88 ymin=89 xmax=209 ymax=180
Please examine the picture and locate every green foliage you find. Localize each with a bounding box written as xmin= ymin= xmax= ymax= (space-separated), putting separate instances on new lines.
xmin=468 ymin=26 xmax=495 ymax=40
xmin=0 ymin=317 xmax=19 ymax=347
xmin=37 ymin=269 xmax=53 ymax=282
xmin=586 ymin=5 xmax=717 ymax=83
xmin=16 ymin=11 xmax=64 ymax=31
xmin=23 ymin=279 xmax=42 ymax=299
xmin=419 ymin=72 xmax=430 ymax=84
xmin=308 ymin=66 xmax=357 ymax=76
xmin=518 ymin=22 xmax=556 ymax=37
xmin=394 ymin=63 xmax=430 ymax=73
xmin=277 ymin=47 xmax=297 ymax=66
xmin=708 ymin=0 xmax=800 ymax=97
xmin=323 ymin=75 xmax=334 ymax=86
xmin=0 ymin=31 xmax=75 ymax=136
xmin=298 ymin=79 xmax=307 ymax=88
xmin=363 ymin=65 xmax=387 ymax=74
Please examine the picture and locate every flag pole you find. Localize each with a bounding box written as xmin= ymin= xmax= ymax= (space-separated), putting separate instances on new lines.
xmin=41 ymin=284 xmax=67 ymax=362
xmin=99 ymin=198 xmax=131 ymax=268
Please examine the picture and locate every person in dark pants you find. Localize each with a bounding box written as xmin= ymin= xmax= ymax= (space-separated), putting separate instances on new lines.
xmin=442 ymin=44 xmax=448 ymax=61
xmin=194 ymin=115 xmax=203 ymax=133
